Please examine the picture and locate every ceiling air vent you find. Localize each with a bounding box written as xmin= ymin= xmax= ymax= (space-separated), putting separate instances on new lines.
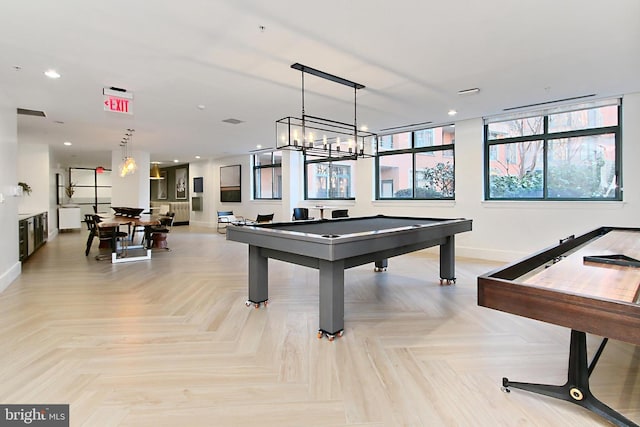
xmin=222 ymin=118 xmax=244 ymax=125
xmin=503 ymin=94 xmax=596 ymax=111
xmin=17 ymin=108 xmax=46 ymax=117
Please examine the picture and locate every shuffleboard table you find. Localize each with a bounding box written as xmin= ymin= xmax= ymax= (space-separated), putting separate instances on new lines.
xmin=478 ymin=226 xmax=640 ymax=427
xmin=227 ymin=215 xmax=472 ymax=340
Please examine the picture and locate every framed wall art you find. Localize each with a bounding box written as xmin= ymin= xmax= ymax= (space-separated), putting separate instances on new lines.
xmin=220 ymin=164 xmax=241 ymax=202
xmin=175 ymin=167 xmax=187 ymax=200
xmin=157 ymin=171 xmax=168 ymax=199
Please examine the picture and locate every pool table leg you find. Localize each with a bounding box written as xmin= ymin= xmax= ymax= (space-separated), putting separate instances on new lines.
xmin=318 ymin=259 xmax=345 ymax=337
xmin=439 ymin=235 xmax=456 ymax=285
xmin=247 ymin=245 xmax=269 ymax=307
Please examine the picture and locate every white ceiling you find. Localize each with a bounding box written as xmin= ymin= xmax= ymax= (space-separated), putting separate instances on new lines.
xmin=1 ymin=0 xmax=639 ymax=168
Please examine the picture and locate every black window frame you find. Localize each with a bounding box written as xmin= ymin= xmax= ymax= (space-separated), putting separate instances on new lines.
xmin=252 ymin=152 xmax=282 ymax=200
xmin=375 ymin=125 xmax=455 ymax=200
xmin=484 ymin=101 xmax=622 ymax=201
xmin=304 ymin=157 xmax=356 ymax=200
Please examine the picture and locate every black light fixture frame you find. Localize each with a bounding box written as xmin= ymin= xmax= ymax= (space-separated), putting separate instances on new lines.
xmin=276 ymin=63 xmax=376 ymax=161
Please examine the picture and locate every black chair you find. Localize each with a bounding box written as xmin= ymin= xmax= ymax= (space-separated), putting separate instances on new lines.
xmin=255 ymin=213 xmax=274 ymax=223
xmin=147 ymin=212 xmax=175 ymax=250
xmin=92 ymin=215 xmax=128 ymax=260
xmin=292 ymin=208 xmax=313 ymax=221
xmin=84 ymin=214 xmax=97 ymax=256
xmin=331 ymin=209 xmax=349 ymax=218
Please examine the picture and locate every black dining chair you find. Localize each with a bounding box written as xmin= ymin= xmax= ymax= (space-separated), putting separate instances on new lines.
xmin=84 ymin=214 xmax=97 ymax=256
xmin=147 ymin=212 xmax=175 ymax=250
xmin=92 ymin=215 xmax=128 ymax=260
xmin=292 ymin=208 xmax=313 ymax=221
xmin=331 ymin=209 xmax=349 ymax=218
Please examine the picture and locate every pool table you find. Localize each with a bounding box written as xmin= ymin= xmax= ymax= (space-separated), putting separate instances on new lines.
xmin=226 ymin=215 xmax=472 ymax=339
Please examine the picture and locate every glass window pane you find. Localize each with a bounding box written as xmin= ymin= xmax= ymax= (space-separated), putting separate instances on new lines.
xmin=96 ymin=169 xmax=111 ymax=186
xmin=488 ymin=141 xmax=544 ymax=198
xmin=307 ymin=161 xmax=355 ymax=199
xmin=273 ymin=166 xmax=282 ymax=198
xmin=415 ymin=150 xmax=454 ymax=198
xmin=71 ymin=169 xmax=95 ymax=186
xmin=255 ymin=153 xmax=273 ymax=166
xmin=414 ymin=126 xmax=454 ymax=148
xmin=378 ymin=132 xmax=411 ymax=152
xmin=548 ymin=105 xmax=618 ymax=133
xmin=487 ymin=117 xmax=544 ymax=140
xmin=547 ymin=134 xmax=616 ymax=198
xmin=378 ymin=153 xmax=412 ymax=198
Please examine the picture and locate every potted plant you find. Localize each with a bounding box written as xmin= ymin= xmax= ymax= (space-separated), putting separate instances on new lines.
xmin=65 ymin=182 xmax=76 ymax=200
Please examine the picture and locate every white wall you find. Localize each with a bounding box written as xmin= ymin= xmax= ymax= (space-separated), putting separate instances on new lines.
xmin=17 ymin=143 xmax=50 ymax=216
xmin=0 ymin=93 xmax=20 ymax=292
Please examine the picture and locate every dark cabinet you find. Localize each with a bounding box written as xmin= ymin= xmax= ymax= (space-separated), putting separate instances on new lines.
xmin=18 ymin=212 xmax=48 ymax=262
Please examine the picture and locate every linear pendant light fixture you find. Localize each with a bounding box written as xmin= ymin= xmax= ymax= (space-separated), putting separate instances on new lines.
xmin=275 ymin=63 xmax=377 ymax=160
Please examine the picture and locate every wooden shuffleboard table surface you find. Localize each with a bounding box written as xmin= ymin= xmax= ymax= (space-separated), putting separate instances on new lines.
xmin=522 ymin=230 xmax=640 ymax=304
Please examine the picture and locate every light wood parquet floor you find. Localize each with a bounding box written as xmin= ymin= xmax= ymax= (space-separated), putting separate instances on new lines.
xmin=1 ymin=226 xmax=638 ymax=426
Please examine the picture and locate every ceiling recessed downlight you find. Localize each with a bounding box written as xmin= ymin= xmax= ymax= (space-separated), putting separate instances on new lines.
xmin=44 ymin=69 xmax=61 ymax=79
xmin=448 ymin=109 xmax=457 ymax=116
xmin=195 ymin=155 xmax=201 ymax=159
xmin=173 ymin=159 xmax=179 ymax=163
xmin=63 ymin=141 xmax=72 ymax=146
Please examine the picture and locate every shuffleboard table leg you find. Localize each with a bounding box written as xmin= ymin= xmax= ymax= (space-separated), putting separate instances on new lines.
xmin=501 ymin=330 xmax=637 ymax=427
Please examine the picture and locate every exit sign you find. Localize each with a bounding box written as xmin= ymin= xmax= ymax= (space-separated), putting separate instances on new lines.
xmin=103 ymin=87 xmax=134 ymax=115
xmin=104 ymin=95 xmax=132 ymax=114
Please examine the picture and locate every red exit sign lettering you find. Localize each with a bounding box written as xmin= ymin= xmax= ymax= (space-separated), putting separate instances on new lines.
xmin=104 ymin=96 xmax=133 ymax=115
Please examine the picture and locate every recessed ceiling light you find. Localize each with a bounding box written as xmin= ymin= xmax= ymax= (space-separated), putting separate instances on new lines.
xmin=448 ymin=110 xmax=457 ymax=116
xmin=360 ymin=125 xmax=368 ymax=132
xmin=195 ymin=155 xmax=201 ymax=159
xmin=63 ymin=141 xmax=72 ymax=146
xmin=256 ymin=144 xmax=262 ymax=149
xmin=44 ymin=69 xmax=61 ymax=79
xmin=196 ymin=104 xmax=206 ymax=110
xmin=173 ymin=159 xmax=179 ymax=163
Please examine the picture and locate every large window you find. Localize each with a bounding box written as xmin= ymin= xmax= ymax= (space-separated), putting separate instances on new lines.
xmin=306 ymin=159 xmax=355 ymax=199
xmin=485 ymin=100 xmax=620 ymax=200
xmin=376 ymin=125 xmax=455 ymax=199
xmin=253 ymin=152 xmax=282 ymax=199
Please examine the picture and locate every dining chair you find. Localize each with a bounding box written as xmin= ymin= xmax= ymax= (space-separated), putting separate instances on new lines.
xmin=92 ymin=214 xmax=128 ymax=260
xmin=147 ymin=212 xmax=175 ymax=250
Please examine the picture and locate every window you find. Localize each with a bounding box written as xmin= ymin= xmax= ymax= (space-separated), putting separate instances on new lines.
xmin=376 ymin=125 xmax=455 ymax=199
xmin=63 ymin=167 xmax=112 ymax=217
xmin=485 ymin=100 xmax=620 ymax=200
xmin=306 ymin=159 xmax=355 ymax=199
xmin=253 ymin=152 xmax=282 ymax=199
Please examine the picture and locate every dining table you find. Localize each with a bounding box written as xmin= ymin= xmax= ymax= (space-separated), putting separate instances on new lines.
xmin=96 ymin=214 xmax=161 ymax=263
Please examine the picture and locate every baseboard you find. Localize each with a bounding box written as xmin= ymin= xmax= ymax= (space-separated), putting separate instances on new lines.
xmin=456 ymin=246 xmax=526 ymax=263
xmin=0 ymin=261 xmax=22 ymax=293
